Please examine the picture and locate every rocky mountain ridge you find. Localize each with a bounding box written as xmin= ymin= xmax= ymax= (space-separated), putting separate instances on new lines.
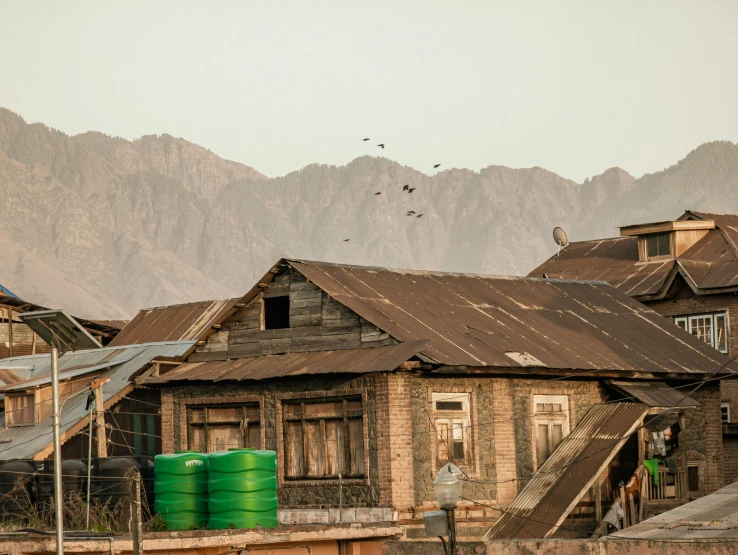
xmin=1 ymin=107 xmax=737 ymax=319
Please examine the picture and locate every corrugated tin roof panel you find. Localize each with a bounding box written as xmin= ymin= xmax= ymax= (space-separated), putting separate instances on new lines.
xmin=609 ymin=478 xmax=738 ymax=540
xmin=0 ymin=341 xmax=194 ymax=460
xmin=486 ymin=402 xmax=648 ymax=539
xmin=609 ymin=381 xmax=699 ymax=408
xmin=110 ymin=298 xmax=239 ymax=346
xmin=148 ymin=340 xmax=428 ymax=383
xmin=288 ymin=260 xmax=735 ymax=374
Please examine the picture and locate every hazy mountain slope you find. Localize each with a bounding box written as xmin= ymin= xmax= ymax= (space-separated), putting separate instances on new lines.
xmin=1 ymin=107 xmax=737 ymax=319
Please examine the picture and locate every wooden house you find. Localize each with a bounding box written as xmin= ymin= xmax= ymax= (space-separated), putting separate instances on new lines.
xmin=142 ymin=259 xmax=733 ymax=539
xmin=530 ymin=210 xmax=738 ymax=485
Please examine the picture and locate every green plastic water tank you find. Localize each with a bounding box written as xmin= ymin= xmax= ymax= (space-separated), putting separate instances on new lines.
xmin=208 ymin=448 xmax=278 ymax=530
xmin=154 ymin=451 xmax=209 ymax=530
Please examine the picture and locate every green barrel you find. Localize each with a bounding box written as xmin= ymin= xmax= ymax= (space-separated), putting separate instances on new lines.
xmin=208 ymin=448 xmax=278 ymax=530
xmin=154 ymin=451 xmax=209 ymax=530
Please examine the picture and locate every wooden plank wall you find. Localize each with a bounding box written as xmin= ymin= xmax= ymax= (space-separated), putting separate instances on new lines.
xmin=189 ymin=268 xmax=393 ymax=362
xmin=0 ymin=304 xmax=48 ymax=359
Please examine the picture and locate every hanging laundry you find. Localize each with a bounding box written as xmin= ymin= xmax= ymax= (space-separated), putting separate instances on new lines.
xmin=665 ymin=458 xmax=678 ymax=474
xmin=644 ymin=458 xmax=660 ymax=485
xmin=652 ymin=431 xmax=666 ymax=456
xmin=603 ymin=501 xmax=624 ymax=531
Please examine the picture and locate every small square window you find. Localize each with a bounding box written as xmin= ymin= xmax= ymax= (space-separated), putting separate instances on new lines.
xmin=646 ymin=233 xmax=671 ymax=258
xmin=436 ymin=401 xmax=463 ymax=411
xmin=263 ymin=296 xmax=290 ymax=330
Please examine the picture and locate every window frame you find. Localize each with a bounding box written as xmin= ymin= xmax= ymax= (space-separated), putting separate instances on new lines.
xmin=262 ymin=296 xmax=290 ymax=330
xmin=5 ymin=393 xmax=36 ymax=427
xmin=674 ymin=312 xmax=728 ymax=354
xmin=721 ymin=401 xmax=731 ymax=424
xmin=532 ymin=394 xmax=570 ymax=471
xmin=646 ymin=232 xmax=672 ymax=259
xmin=429 ymin=390 xmax=478 ymax=476
xmin=279 ymin=393 xmax=367 ymax=482
xmin=179 ymin=395 xmax=265 ymax=453
xmin=187 ymin=402 xmax=262 ymax=452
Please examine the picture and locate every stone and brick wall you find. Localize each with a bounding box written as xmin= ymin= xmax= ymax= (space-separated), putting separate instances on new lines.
xmin=723 ymin=432 xmax=738 ymax=485
xmin=162 ymin=374 xmax=382 ymax=509
xmin=646 ymin=285 xmax=738 ymax=427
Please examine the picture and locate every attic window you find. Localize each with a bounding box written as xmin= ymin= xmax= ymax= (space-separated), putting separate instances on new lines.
xmin=646 ymin=233 xmax=671 ymax=258
xmin=263 ymin=296 xmax=290 ymax=330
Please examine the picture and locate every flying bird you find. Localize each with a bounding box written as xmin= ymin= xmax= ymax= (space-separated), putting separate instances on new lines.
xmin=407 ymin=187 xmax=416 ymax=193
xmin=433 ymin=164 xmax=441 ymax=168
xmin=362 ymin=138 xmax=370 ymax=141
xmin=374 ymin=192 xmax=382 ymax=195
xmin=402 ymin=184 xmax=409 ymax=191
xmin=406 ymin=210 xmax=416 ymax=215
xmin=343 ymin=239 xmax=350 ymax=242
xmin=416 ymin=214 xmax=424 ymax=218
xmin=377 ymin=143 xmax=385 ymax=149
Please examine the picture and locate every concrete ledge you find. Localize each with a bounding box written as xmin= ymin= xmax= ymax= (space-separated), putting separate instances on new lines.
xmin=0 ymin=523 xmax=403 ymax=555
xmin=279 ymin=508 xmax=394 ymax=525
xmin=486 ymin=538 xmax=738 ymax=555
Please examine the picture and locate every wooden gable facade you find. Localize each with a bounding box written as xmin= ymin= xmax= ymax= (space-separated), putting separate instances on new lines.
xmin=188 ymin=263 xmax=395 ymax=363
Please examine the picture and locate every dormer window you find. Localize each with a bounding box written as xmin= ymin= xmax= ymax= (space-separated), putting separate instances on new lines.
xmin=646 ymin=233 xmax=671 ymax=258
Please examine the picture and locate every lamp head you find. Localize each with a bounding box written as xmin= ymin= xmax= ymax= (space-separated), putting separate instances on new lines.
xmin=433 ymin=465 xmax=461 ymax=510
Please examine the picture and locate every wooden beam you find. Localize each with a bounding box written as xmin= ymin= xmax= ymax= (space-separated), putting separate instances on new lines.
xmin=6 ymin=308 xmax=13 ymax=358
xmin=94 ymin=385 xmax=108 ymax=458
xmin=595 ymin=475 xmax=602 ymax=526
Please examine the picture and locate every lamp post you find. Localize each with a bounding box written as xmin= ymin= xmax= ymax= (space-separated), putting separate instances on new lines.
xmin=432 ymin=463 xmax=462 ymax=555
xmin=19 ymin=310 xmax=101 ymax=555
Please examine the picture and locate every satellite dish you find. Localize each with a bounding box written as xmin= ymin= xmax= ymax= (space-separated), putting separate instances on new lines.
xmin=553 ymin=227 xmax=569 ymax=257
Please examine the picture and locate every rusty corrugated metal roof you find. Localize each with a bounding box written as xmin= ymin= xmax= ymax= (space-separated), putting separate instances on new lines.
xmin=287 ymin=259 xmax=735 ymax=374
xmin=530 ymin=211 xmax=738 ymax=298
xmin=485 ymin=402 xmax=649 ymax=539
xmin=609 ymin=381 xmax=699 ymax=408
xmin=0 ymin=295 xmax=121 ymax=341
xmin=110 ymin=298 xmax=240 ymax=346
xmin=148 ymin=340 xmax=427 ymax=383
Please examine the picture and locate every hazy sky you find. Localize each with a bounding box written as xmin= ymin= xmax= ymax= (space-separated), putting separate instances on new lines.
xmin=2 ymin=1 xmax=737 ymax=182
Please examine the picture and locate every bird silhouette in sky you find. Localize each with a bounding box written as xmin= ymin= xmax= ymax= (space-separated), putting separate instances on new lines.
xmin=377 ymin=143 xmax=385 ymax=149
xmin=362 ymin=138 xmax=370 ymax=141
xmin=343 ymin=238 xmax=350 ymax=242
xmin=406 ymin=210 xmax=416 ymax=215
xmin=433 ymin=164 xmax=441 ymax=168
xmin=402 ymin=184 xmax=409 ymax=191
xmin=374 ymin=192 xmax=382 ymax=195
xmin=416 ymin=214 xmax=424 ymax=218
xmin=407 ymin=187 xmax=416 ymax=193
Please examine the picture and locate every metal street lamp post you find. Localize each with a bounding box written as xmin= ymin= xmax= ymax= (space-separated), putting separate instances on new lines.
xmin=427 ymin=463 xmax=462 ymax=555
xmin=19 ymin=310 xmax=101 ymax=555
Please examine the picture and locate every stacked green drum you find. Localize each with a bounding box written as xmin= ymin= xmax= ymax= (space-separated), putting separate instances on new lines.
xmin=154 ymin=451 xmax=209 ymax=530
xmin=208 ymin=448 xmax=278 ymax=529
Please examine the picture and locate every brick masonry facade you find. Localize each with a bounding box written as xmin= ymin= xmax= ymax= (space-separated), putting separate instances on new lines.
xmin=646 ymin=278 xmax=738 ymax=485
xmin=155 ymin=370 xmax=723 ymax=530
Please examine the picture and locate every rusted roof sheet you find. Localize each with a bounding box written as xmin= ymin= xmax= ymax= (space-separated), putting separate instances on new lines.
xmin=110 ymin=299 xmax=240 ymax=346
xmin=608 ymin=480 xmax=738 ymax=540
xmin=148 ymin=340 xmax=427 ymax=383
xmin=0 ymin=295 xmax=121 ymax=340
xmin=530 ymin=211 xmax=738 ymax=298
xmin=528 ymin=238 xmax=675 ymax=297
xmin=288 ymin=260 xmax=735 ymax=374
xmin=609 ymin=381 xmax=699 ymax=408
xmin=485 ymin=402 xmax=648 ymax=539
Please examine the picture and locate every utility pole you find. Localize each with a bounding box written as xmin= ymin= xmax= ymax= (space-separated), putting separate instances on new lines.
xmin=128 ymin=470 xmax=144 ymax=555
xmin=50 ymin=343 xmax=64 ymax=555
xmin=94 ymin=385 xmax=108 ymax=458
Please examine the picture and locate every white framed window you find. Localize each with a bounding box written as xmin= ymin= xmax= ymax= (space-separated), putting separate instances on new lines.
xmin=674 ymin=312 xmax=728 ymax=353
xmin=431 ymin=392 xmax=472 ymax=468
xmin=533 ymin=395 xmax=570 ymax=470
xmin=721 ymin=401 xmax=731 ymax=424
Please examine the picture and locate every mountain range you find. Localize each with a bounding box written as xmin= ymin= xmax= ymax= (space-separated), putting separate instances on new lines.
xmin=1 ymin=107 xmax=737 ymax=319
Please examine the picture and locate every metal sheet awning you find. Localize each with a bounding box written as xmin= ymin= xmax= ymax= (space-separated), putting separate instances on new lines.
xmin=484 ymin=402 xmax=649 ymax=540
xmin=609 ymin=381 xmax=699 ymax=408
xmin=148 ymin=340 xmax=428 ymax=383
